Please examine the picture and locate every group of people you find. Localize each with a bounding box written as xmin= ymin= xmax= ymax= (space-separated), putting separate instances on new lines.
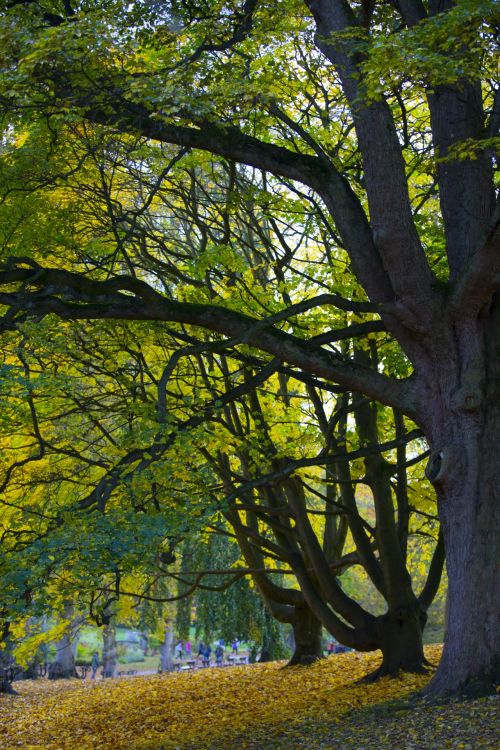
xmin=172 ymin=638 xmax=241 ymax=667
xmin=174 ymin=640 xmax=192 ymax=660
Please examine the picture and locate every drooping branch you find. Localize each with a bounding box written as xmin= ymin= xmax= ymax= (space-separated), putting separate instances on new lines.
xmin=283 ymin=475 xmax=374 ymax=630
xmin=82 ymin=98 xmax=395 ymax=305
xmin=109 ymin=370 xmax=280 ymax=510
xmin=0 ymin=262 xmax=417 ymax=414
xmin=220 ymin=427 xmax=422 ymax=504
xmin=306 ymin=387 xmax=386 ymax=595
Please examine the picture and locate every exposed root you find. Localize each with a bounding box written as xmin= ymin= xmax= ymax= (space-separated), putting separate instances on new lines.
xmin=422 ymin=656 xmax=437 ymax=669
xmin=360 ymin=665 xmax=386 ymax=683
xmin=360 ymin=661 xmax=431 ymax=684
xmin=285 ymin=653 xmax=323 ymax=667
xmin=421 ymin=672 xmax=499 ymax=703
xmin=0 ymin=681 xmax=18 ymax=695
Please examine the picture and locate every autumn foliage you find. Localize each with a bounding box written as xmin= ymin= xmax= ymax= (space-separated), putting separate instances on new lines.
xmin=0 ymin=646 xmax=455 ymax=750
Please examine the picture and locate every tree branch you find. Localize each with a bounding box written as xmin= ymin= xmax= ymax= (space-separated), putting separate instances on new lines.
xmin=305 ymin=0 xmax=435 ymax=311
xmin=0 ymin=262 xmax=417 ymax=415
xmin=418 ymin=530 xmax=445 ymax=611
xmin=448 ymin=200 xmax=500 ymax=319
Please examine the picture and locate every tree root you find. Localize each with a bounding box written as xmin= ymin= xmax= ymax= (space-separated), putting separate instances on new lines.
xmin=0 ymin=680 xmax=18 ymax=695
xmin=285 ymin=653 xmax=323 ymax=667
xmin=360 ymin=660 xmax=432 ymax=683
xmin=421 ymin=673 xmax=499 ymax=703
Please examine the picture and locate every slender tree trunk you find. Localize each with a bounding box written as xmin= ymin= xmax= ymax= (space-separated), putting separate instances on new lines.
xmin=287 ymin=606 xmax=323 ymax=666
xmin=0 ymin=623 xmax=18 ymax=694
xmin=102 ymin=620 xmax=118 ymax=678
xmin=22 ymin=618 xmax=42 ymax=680
xmin=351 ymin=381 xmax=429 ymax=677
xmin=160 ymin=623 xmax=174 ymax=672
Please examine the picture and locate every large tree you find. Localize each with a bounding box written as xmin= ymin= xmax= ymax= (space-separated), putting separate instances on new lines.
xmin=0 ymin=0 xmax=497 ymax=698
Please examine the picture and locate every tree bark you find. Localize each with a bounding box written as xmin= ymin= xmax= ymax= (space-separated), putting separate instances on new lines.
xmin=49 ymin=604 xmax=78 ymax=680
xmin=417 ymin=306 xmax=500 ymax=698
xmin=102 ymin=620 xmax=118 ymax=678
xmin=160 ymin=623 xmax=174 ymax=673
xmin=0 ymin=623 xmax=18 ymax=694
xmin=287 ymin=606 xmax=323 ymax=666
xmin=23 ymin=655 xmax=41 ymax=680
xmin=425 ymin=471 xmax=499 ymax=696
xmin=368 ymin=607 xmax=427 ymax=680
xmin=423 ymin=427 xmax=500 ymax=696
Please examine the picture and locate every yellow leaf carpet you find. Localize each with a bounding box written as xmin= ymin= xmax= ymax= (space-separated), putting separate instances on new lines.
xmin=0 ymin=646 xmax=494 ymax=750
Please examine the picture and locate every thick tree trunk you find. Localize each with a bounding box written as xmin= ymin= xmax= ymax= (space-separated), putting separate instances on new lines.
xmin=49 ymin=632 xmax=78 ymax=679
xmin=424 ymin=425 xmax=499 ymax=697
xmin=421 ymin=317 xmax=500 ymax=698
xmin=369 ymin=607 xmax=427 ymax=679
xmin=24 ymin=656 xmax=42 ymax=680
xmin=0 ymin=676 xmax=17 ymax=694
xmin=49 ymin=604 xmax=78 ymax=680
xmin=287 ymin=606 xmax=323 ymax=666
xmin=49 ymin=637 xmax=77 ymax=679
xmin=102 ymin=621 xmax=118 ymax=678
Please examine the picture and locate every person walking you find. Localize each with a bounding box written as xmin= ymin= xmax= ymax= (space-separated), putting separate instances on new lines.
xmin=215 ymin=644 xmax=224 ymax=666
xmin=91 ymin=651 xmax=100 ymax=680
xmin=202 ymin=643 xmax=211 ymax=667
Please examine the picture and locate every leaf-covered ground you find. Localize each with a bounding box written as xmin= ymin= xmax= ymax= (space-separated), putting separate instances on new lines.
xmin=0 ymin=646 xmax=497 ymax=750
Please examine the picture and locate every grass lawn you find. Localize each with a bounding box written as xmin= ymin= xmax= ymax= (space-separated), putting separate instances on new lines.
xmin=1 ymin=646 xmax=497 ymax=750
xmin=117 ymin=655 xmax=159 ymax=673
